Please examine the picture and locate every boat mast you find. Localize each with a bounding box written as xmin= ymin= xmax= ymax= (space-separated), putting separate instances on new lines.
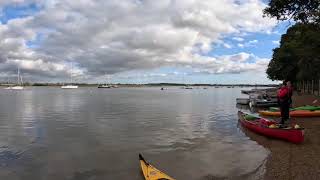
xmin=71 ymin=62 xmax=73 ymax=85
xmin=17 ymin=67 xmax=20 ymax=85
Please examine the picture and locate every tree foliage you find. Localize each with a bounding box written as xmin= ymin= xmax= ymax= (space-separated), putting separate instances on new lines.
xmin=264 ymin=0 xmax=320 ymax=24
xmin=266 ymin=23 xmax=320 ymax=81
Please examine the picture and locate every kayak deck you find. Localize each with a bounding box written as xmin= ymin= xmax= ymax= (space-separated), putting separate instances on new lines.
xmin=139 ymin=154 xmax=175 ymax=180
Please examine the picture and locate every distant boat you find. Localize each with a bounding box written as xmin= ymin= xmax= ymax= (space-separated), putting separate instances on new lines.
xmin=98 ymin=84 xmax=111 ymax=88
xmin=4 ymin=68 xmax=24 ymax=90
xmin=184 ymin=85 xmax=193 ymax=89
xmin=61 ymin=85 xmax=78 ymax=89
xmin=98 ymin=75 xmax=118 ymax=88
xmin=61 ymin=62 xmax=78 ymax=89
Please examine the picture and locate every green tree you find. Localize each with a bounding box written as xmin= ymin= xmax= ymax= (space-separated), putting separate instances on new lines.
xmin=264 ymin=0 xmax=320 ymax=24
xmin=266 ymin=23 xmax=320 ymax=81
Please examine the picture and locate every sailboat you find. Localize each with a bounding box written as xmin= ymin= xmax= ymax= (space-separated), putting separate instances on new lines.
xmin=4 ymin=68 xmax=24 ymax=90
xmin=97 ymin=74 xmax=114 ymax=88
xmin=61 ymin=62 xmax=78 ymax=89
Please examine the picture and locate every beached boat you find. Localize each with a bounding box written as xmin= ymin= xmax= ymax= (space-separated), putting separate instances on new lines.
xmin=4 ymin=68 xmax=24 ymax=90
xmin=238 ymin=111 xmax=304 ymax=143
xmin=139 ymin=154 xmax=175 ymax=180
xmin=269 ymin=105 xmax=320 ymax=112
xmin=236 ymin=98 xmax=250 ymax=105
xmin=259 ymin=110 xmax=320 ymax=117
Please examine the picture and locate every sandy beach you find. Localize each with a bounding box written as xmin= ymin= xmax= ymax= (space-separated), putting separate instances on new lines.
xmin=259 ymin=93 xmax=320 ymax=180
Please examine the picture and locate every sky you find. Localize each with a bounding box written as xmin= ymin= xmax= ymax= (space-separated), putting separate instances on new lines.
xmin=0 ymin=0 xmax=290 ymax=84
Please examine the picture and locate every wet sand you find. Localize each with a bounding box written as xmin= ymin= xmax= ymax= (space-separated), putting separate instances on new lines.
xmin=262 ymin=93 xmax=320 ymax=180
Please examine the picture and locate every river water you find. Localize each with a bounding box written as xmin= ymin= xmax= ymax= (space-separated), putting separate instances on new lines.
xmin=0 ymin=87 xmax=269 ymax=180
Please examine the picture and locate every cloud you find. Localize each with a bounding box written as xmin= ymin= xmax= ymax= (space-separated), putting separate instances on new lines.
xmin=0 ymin=0 xmax=276 ymax=82
xmin=223 ymin=43 xmax=232 ymax=49
xmin=188 ymin=52 xmax=269 ymax=74
xmin=248 ymin=39 xmax=258 ymax=44
xmin=232 ymin=37 xmax=244 ymax=42
xmin=237 ymin=39 xmax=259 ymax=48
xmin=272 ymin=40 xmax=280 ymax=45
xmin=237 ymin=43 xmax=244 ymax=48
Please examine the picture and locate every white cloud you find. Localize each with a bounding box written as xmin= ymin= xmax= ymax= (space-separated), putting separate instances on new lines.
xmin=0 ymin=0 xmax=276 ymax=81
xmin=272 ymin=40 xmax=280 ymax=45
xmin=248 ymin=39 xmax=258 ymax=44
xmin=223 ymin=43 xmax=232 ymax=49
xmin=238 ymin=43 xmax=244 ymax=48
xmin=237 ymin=39 xmax=259 ymax=48
xmin=232 ymin=37 xmax=244 ymax=42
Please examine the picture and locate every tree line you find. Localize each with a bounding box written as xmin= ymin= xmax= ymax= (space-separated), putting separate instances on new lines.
xmin=264 ymin=0 xmax=320 ymax=82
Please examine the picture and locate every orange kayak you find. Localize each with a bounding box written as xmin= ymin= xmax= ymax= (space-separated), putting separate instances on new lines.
xmin=259 ymin=110 xmax=320 ymax=117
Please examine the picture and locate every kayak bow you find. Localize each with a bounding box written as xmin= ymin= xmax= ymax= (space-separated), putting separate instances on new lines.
xmin=139 ymin=154 xmax=175 ymax=180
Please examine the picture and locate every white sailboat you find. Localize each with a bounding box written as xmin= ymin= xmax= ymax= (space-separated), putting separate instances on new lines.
xmin=97 ymin=74 xmax=116 ymax=88
xmin=4 ymin=68 xmax=24 ymax=90
xmin=61 ymin=62 xmax=78 ymax=89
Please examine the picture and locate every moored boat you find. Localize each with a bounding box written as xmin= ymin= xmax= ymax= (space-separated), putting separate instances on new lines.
xmin=4 ymin=86 xmax=24 ymax=90
xmin=236 ymin=98 xmax=250 ymax=105
xmin=97 ymin=84 xmax=111 ymax=88
xmin=61 ymin=62 xmax=78 ymax=89
xmin=61 ymin=85 xmax=78 ymax=89
xmin=139 ymin=154 xmax=175 ymax=180
xmin=238 ymin=111 xmax=304 ymax=143
xmin=249 ymin=93 xmax=278 ymax=107
xmin=4 ymin=68 xmax=24 ymax=90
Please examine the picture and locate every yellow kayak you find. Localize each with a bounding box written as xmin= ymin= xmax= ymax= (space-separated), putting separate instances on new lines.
xmin=139 ymin=154 xmax=175 ymax=180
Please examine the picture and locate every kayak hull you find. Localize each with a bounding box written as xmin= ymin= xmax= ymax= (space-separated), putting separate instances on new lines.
xmin=238 ymin=111 xmax=304 ymax=144
xmin=260 ymin=110 xmax=320 ymax=117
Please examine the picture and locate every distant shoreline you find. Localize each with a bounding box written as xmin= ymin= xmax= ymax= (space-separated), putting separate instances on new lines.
xmin=0 ymin=83 xmax=279 ymax=87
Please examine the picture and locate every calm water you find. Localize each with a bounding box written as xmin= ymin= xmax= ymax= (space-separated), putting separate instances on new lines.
xmin=0 ymin=87 xmax=269 ymax=180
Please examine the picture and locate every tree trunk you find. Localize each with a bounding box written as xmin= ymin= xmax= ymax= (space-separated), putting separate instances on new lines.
xmin=312 ymin=80 xmax=314 ymax=95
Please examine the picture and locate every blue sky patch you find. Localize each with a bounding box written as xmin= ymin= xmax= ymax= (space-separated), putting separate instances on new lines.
xmin=209 ymin=21 xmax=291 ymax=59
xmin=0 ymin=3 xmax=41 ymax=24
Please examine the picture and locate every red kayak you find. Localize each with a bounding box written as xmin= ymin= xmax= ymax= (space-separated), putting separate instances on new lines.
xmin=238 ymin=111 xmax=304 ymax=144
